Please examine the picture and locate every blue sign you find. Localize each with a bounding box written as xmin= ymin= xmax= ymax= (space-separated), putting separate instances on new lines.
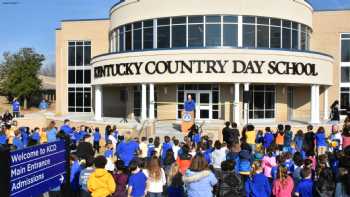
xmin=9 ymin=140 xmax=67 ymax=197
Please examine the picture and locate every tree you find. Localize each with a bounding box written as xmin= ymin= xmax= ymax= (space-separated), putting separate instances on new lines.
xmin=0 ymin=48 xmax=45 ymax=109
xmin=40 ymin=62 xmax=56 ymax=77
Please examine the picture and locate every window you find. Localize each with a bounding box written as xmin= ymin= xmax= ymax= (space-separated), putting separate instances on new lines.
xmin=68 ymin=87 xmax=91 ymax=112
xmin=243 ymin=16 xmax=256 ymax=47
xmin=300 ymin=25 xmax=307 ymax=50
xmin=270 ymin=19 xmax=281 ymax=48
xmin=282 ymin=20 xmax=291 ymax=49
xmin=257 ymin=17 xmax=269 ymax=48
xmin=125 ymin=24 xmax=132 ymax=51
xmin=249 ymin=85 xmax=275 ymax=119
xmin=172 ymin=17 xmax=186 ymax=48
xmin=143 ymin=20 xmax=154 ymax=49
xmin=67 ymin=40 xmax=92 ymax=112
xmin=341 ymin=67 xmax=350 ymax=82
xmin=341 ymin=87 xmax=350 ymax=115
xmin=133 ymin=22 xmax=142 ymax=50
xmin=342 ymin=38 xmax=350 ymax=62
xmin=223 ymin=16 xmax=238 ymax=47
xmin=188 ymin=16 xmax=204 ymax=47
xmin=205 ymin=15 xmax=221 ymax=46
xmin=157 ymin=18 xmax=170 ymax=48
xmin=292 ymin=22 xmax=299 ymax=49
xmin=119 ymin=26 xmax=125 ymax=52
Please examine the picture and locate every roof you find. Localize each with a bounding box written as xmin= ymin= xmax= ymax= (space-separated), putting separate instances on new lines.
xmin=39 ymin=75 xmax=56 ymax=90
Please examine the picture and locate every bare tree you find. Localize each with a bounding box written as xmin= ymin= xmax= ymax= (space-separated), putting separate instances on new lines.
xmin=40 ymin=62 xmax=56 ymax=77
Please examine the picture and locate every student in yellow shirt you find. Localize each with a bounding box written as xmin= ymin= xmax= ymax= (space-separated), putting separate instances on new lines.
xmin=245 ymin=124 xmax=256 ymax=152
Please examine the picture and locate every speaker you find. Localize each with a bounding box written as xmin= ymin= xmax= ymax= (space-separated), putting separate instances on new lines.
xmin=120 ymin=89 xmax=128 ymax=102
xmin=243 ymin=90 xmax=251 ymax=103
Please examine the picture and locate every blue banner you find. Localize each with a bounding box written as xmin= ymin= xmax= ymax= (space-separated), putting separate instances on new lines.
xmin=9 ymin=140 xmax=67 ymax=197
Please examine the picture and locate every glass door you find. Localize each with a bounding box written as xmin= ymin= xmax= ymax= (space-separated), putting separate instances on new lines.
xmin=184 ymin=91 xmax=212 ymax=119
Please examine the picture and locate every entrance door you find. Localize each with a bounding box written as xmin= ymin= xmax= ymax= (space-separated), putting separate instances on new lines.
xmin=185 ymin=91 xmax=212 ymax=119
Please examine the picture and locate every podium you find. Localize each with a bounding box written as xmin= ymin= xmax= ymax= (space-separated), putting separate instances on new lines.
xmin=181 ymin=111 xmax=195 ymax=133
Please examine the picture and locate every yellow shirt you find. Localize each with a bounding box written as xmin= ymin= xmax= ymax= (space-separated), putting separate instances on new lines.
xmin=246 ymin=130 xmax=256 ymax=145
xmin=40 ymin=130 xmax=47 ymax=144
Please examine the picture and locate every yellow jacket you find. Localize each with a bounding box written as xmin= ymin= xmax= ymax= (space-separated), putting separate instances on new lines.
xmin=246 ymin=130 xmax=256 ymax=145
xmin=87 ymin=168 xmax=116 ymax=197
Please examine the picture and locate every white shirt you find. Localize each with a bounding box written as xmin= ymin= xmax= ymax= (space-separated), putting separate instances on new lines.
xmin=211 ymin=148 xmax=227 ymax=169
xmin=108 ymin=135 xmax=118 ymax=154
xmin=140 ymin=142 xmax=148 ymax=158
xmin=143 ymin=168 xmax=166 ymax=193
xmin=172 ymin=145 xmax=181 ymax=160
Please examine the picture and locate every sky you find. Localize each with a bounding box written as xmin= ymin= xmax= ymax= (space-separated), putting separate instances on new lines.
xmin=0 ymin=0 xmax=349 ymax=68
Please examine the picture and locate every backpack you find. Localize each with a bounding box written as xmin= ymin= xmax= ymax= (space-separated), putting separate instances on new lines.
xmin=217 ymin=171 xmax=244 ymax=197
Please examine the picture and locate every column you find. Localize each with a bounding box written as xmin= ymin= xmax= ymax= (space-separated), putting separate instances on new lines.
xmin=243 ymin=83 xmax=249 ymax=125
xmin=310 ymin=85 xmax=320 ymax=124
xmin=94 ymin=85 xmax=102 ymax=120
xmin=149 ymin=83 xmax=155 ymax=119
xmin=141 ymin=84 xmax=147 ymax=120
xmin=324 ymin=86 xmax=329 ymax=120
xmin=234 ymin=83 xmax=240 ymax=124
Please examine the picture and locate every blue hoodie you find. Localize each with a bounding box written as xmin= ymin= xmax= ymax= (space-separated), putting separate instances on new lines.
xmin=316 ymin=132 xmax=327 ymax=147
xmin=70 ymin=160 xmax=82 ymax=192
xmin=245 ymin=173 xmax=271 ymax=197
xmin=47 ymin=128 xmax=57 ymax=143
xmin=13 ymin=136 xmax=24 ymax=150
xmin=93 ymin=131 xmax=101 ymax=142
xmin=239 ymin=150 xmax=251 ymax=175
xmin=263 ymin=132 xmax=274 ymax=148
xmin=0 ymin=134 xmax=7 ymax=145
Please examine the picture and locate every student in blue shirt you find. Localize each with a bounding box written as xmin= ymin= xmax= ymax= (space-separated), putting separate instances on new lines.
xmin=294 ymin=130 xmax=304 ymax=152
xmin=12 ymin=99 xmax=20 ymax=117
xmin=116 ymin=132 xmax=140 ymax=167
xmin=78 ymin=125 xmax=87 ymax=142
xmin=13 ymin=130 xmax=24 ymax=150
xmin=245 ymin=160 xmax=271 ymax=197
xmin=147 ymin=138 xmax=155 ymax=158
xmin=104 ymin=141 xmax=114 ymax=158
xmin=315 ymin=126 xmax=327 ymax=155
xmin=70 ymin=155 xmax=82 ymax=196
xmin=46 ymin=121 xmax=57 ymax=143
xmin=38 ymin=99 xmax=48 ymax=110
xmin=19 ymin=127 xmax=29 ymax=147
xmin=263 ymin=127 xmax=274 ymax=149
xmin=284 ymin=125 xmax=293 ymax=150
xmin=184 ymin=94 xmax=196 ymax=112
xmin=161 ymin=136 xmax=173 ymax=161
xmin=128 ymin=160 xmax=147 ymax=197
xmin=93 ymin=127 xmax=101 ymax=153
xmin=60 ymin=119 xmax=73 ymax=135
xmin=31 ymin=127 xmax=41 ymax=143
xmin=0 ymin=130 xmax=7 ymax=145
xmin=295 ymin=167 xmax=314 ymax=197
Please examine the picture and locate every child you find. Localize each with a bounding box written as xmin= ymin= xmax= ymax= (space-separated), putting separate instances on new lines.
xmin=176 ymin=144 xmax=192 ymax=174
xmin=294 ymin=130 xmax=304 ymax=152
xmin=211 ymin=140 xmax=227 ymax=170
xmin=191 ymin=128 xmax=201 ymax=145
xmin=329 ymin=125 xmax=342 ymax=152
xmin=113 ymin=160 xmax=129 ymax=197
xmin=144 ymin=157 xmax=166 ymax=196
xmin=253 ymin=144 xmax=264 ymax=161
xmin=0 ymin=130 xmax=8 ymax=145
xmin=104 ymin=141 xmax=115 ymax=173
xmin=292 ymin=153 xmax=304 ymax=186
xmin=167 ymin=163 xmax=185 ymax=197
xmin=217 ymin=160 xmax=244 ymax=196
xmin=13 ymin=129 xmax=24 ymax=150
xmin=283 ymin=125 xmax=293 ymax=151
xmin=87 ymin=156 xmax=116 ymax=197
xmin=245 ymin=160 xmax=271 ymax=197
xmin=316 ymin=126 xmax=327 ymax=155
xmin=139 ymin=137 xmax=148 ymax=159
xmin=128 ymin=160 xmax=147 ymax=197
xmin=295 ymin=168 xmax=313 ymax=197
xmin=271 ymin=155 xmax=286 ymax=180
xmin=154 ymin=137 xmax=161 ymax=157
xmin=79 ymin=157 xmax=95 ymax=197
xmin=172 ymin=139 xmax=181 ymax=160
xmin=262 ymin=147 xmax=277 ymax=181
xmin=31 ymin=127 xmax=41 ymax=144
xmin=272 ymin=166 xmax=294 ymax=197
xmin=163 ymin=149 xmax=176 ymax=175
xmin=275 ymin=124 xmax=285 ymax=152
xmin=161 ymin=136 xmax=173 ymax=162
xmin=93 ymin=127 xmax=101 ymax=153
xmin=255 ymin=130 xmax=264 ymax=146
xmin=284 ymin=152 xmax=295 ymax=175
xmin=147 ymin=138 xmax=155 ymax=158
xmin=263 ymin=127 xmax=274 ymax=149
xmin=70 ymin=154 xmax=82 ymax=196
xmin=238 ymin=149 xmax=252 ymax=180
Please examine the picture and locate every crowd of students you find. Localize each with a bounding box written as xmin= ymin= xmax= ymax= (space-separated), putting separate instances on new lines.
xmin=2 ymin=117 xmax=350 ymax=197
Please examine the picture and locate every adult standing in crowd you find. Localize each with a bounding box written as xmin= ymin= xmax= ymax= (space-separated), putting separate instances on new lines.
xmin=60 ymin=119 xmax=73 ymax=136
xmin=304 ymin=125 xmax=316 ymax=156
xmin=330 ymin=100 xmax=340 ymax=123
xmin=222 ymin=121 xmax=232 ymax=145
xmin=2 ymin=110 xmax=13 ymax=124
xmin=116 ymin=131 xmax=140 ymax=167
xmin=12 ymin=98 xmax=20 ymax=118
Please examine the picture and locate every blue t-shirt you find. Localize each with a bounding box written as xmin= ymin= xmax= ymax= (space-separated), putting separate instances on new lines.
xmin=104 ymin=149 xmax=113 ymax=158
xmin=79 ymin=130 xmax=87 ymax=140
xmin=47 ymin=128 xmax=57 ymax=143
xmin=13 ymin=137 xmax=24 ymax=149
xmin=245 ymin=173 xmax=271 ymax=197
xmin=147 ymin=143 xmax=155 ymax=158
xmin=263 ymin=132 xmax=274 ymax=148
xmin=0 ymin=134 xmax=7 ymax=145
xmin=192 ymin=133 xmax=201 ymax=144
xmin=12 ymin=101 xmax=20 ymax=112
xmin=161 ymin=142 xmax=172 ymax=160
xmin=60 ymin=124 xmax=73 ymax=135
xmin=184 ymin=100 xmax=196 ymax=112
xmin=128 ymin=170 xmax=147 ymax=197
xmin=316 ymin=132 xmax=327 ymax=147
xmin=116 ymin=140 xmax=139 ymax=166
xmin=296 ymin=179 xmax=313 ymax=197
xmin=93 ymin=131 xmax=101 ymax=142
xmin=31 ymin=131 xmax=40 ymax=142
xmin=271 ymin=166 xmax=278 ymax=180
xmin=39 ymin=101 xmax=48 ymax=110
xmin=20 ymin=128 xmax=29 ymax=147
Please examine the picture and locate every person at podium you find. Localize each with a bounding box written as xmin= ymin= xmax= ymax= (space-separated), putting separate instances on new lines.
xmin=184 ymin=94 xmax=196 ymax=112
